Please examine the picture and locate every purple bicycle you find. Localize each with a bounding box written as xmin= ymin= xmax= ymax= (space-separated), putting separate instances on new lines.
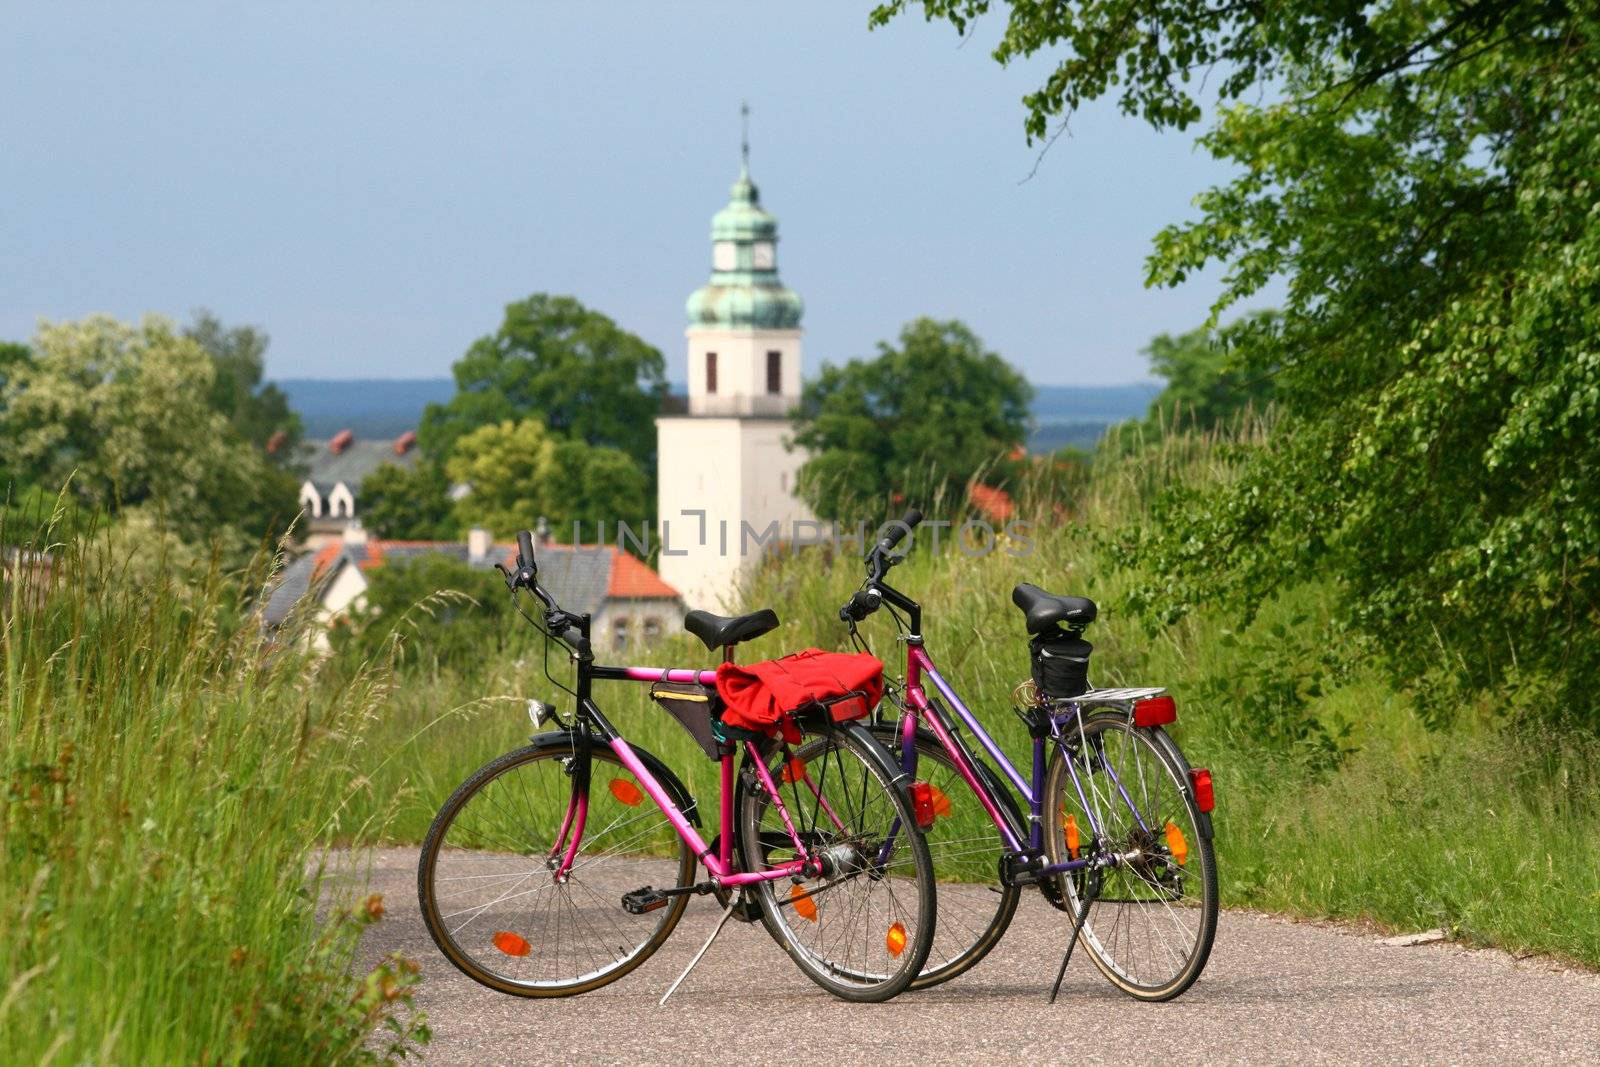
xmin=840 ymin=510 xmax=1218 ymax=1000
xmin=417 ymin=530 xmax=936 ymax=1003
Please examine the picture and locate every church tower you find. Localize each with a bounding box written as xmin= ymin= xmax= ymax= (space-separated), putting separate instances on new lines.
xmin=656 ymin=115 xmax=813 ymax=610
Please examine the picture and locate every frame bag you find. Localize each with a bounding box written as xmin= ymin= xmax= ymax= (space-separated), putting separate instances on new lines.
xmin=649 ymin=681 xmax=724 ymax=759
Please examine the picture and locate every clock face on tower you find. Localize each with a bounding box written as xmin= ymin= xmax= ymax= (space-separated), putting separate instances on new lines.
xmin=752 ymin=241 xmax=775 ymax=270
xmin=713 ymin=241 xmax=736 ymax=271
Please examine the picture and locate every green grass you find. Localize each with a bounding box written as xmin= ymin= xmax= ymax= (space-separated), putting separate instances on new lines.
xmin=7 ymin=413 xmax=1596 ymax=1064
xmin=1 ymin=533 xmax=427 ymax=1065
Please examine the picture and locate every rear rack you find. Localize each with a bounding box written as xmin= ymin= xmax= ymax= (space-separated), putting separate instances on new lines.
xmin=1050 ymin=686 xmax=1167 ymax=710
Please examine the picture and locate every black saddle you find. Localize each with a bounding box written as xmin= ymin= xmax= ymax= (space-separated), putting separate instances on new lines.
xmin=683 ymin=608 xmax=780 ymax=651
xmin=1011 ymin=583 xmax=1097 ymax=635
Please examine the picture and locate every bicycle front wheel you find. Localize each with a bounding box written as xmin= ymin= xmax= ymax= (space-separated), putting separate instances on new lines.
xmin=1043 ymin=711 xmax=1217 ymax=1001
xmin=737 ymin=721 xmax=936 ymax=1002
xmin=868 ymin=723 xmax=1022 ymax=989
xmin=417 ymin=736 xmax=695 ymax=997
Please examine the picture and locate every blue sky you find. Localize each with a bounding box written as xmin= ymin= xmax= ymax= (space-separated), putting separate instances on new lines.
xmin=1 ymin=2 xmax=1267 ymax=385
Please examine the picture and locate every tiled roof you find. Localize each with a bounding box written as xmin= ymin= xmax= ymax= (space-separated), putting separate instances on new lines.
xmin=302 ymin=437 xmax=418 ymax=494
xmin=263 ymin=538 xmax=677 ymax=628
xmin=262 ymin=551 xmax=340 ymax=626
xmin=608 ymin=548 xmax=679 ymax=598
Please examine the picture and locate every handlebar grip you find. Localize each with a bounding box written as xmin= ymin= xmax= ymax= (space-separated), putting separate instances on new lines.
xmin=516 ymin=530 xmax=536 ymax=571
xmin=839 ymin=588 xmax=882 ymax=623
xmin=877 ymin=508 xmax=924 ymax=554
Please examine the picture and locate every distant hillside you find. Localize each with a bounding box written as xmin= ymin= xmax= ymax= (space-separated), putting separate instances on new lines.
xmin=274 ymin=377 xmax=1160 ymax=450
xmin=1028 ymin=382 xmax=1159 ymax=452
xmin=277 ymin=378 xmax=453 ymax=438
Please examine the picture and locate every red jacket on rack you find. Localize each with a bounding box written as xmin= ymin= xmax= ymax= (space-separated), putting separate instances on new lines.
xmin=715 ymin=648 xmax=885 ymax=734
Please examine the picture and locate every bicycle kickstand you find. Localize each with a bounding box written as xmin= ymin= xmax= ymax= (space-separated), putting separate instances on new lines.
xmin=1048 ymin=869 xmax=1102 ymax=1004
xmin=660 ymin=895 xmax=740 ymax=1006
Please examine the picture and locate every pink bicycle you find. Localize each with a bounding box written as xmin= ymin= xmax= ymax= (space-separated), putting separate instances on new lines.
xmin=417 ymin=530 xmax=936 ymax=1002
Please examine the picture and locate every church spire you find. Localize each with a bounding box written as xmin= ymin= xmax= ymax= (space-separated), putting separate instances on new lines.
xmin=684 ymin=102 xmax=803 ymax=330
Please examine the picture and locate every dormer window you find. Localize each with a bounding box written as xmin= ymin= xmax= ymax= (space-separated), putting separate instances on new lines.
xmin=766 ymin=350 xmax=782 ymax=394
xmin=706 ymin=351 xmax=718 ymax=394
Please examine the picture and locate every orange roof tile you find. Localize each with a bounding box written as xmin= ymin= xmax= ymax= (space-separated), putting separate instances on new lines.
xmin=607 ymin=546 xmax=679 ymax=599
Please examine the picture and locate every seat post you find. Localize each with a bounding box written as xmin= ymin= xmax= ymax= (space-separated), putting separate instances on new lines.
xmin=722 ymin=644 xmax=735 ymax=665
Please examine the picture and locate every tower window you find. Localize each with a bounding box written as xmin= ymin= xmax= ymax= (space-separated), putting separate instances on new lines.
xmin=766 ymin=350 xmax=781 ymax=394
xmin=706 ymin=351 xmax=718 ymax=394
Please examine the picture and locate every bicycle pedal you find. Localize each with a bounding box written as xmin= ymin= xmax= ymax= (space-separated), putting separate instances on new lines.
xmin=622 ymin=887 xmax=669 ymax=915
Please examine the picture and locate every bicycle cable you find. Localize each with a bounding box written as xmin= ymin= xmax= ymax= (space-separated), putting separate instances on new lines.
xmin=508 ymin=586 xmax=579 ymax=704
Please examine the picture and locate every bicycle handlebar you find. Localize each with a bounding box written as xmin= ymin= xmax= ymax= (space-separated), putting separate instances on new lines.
xmin=504 ymin=528 xmax=591 ymax=655
xmin=839 ymin=587 xmax=882 ymax=623
xmin=874 ymin=508 xmax=923 ymax=558
xmin=840 ymin=508 xmax=924 ymax=624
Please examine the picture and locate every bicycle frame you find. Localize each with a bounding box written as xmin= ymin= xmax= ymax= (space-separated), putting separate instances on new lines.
xmin=895 ymin=638 xmax=1147 ymax=880
xmin=543 ymin=660 xmax=828 ymax=889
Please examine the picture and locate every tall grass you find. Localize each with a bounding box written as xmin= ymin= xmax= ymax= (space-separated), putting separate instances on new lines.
xmin=1 ymin=524 xmax=426 ymax=1065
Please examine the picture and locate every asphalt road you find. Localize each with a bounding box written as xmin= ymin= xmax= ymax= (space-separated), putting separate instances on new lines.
xmin=341 ymin=847 xmax=1600 ymax=1065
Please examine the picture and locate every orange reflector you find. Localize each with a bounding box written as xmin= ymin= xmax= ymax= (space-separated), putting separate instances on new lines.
xmin=1164 ymin=821 xmax=1189 ymax=866
xmin=885 ymin=921 xmax=907 ymax=958
xmin=929 ymin=785 xmax=951 ymax=817
xmin=1064 ymin=812 xmax=1081 ymax=859
xmin=790 ymin=883 xmax=817 ymax=922
xmin=780 ymin=757 xmax=806 ymax=784
xmin=609 ymin=778 xmax=642 ymax=806
xmin=492 ymin=931 xmax=531 ymax=957
xmin=909 ymin=782 xmax=936 ymax=830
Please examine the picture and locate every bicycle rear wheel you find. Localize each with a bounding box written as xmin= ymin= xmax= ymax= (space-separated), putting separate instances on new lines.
xmin=1043 ymin=711 xmax=1217 ymax=1001
xmin=737 ymin=721 xmax=936 ymax=1002
xmin=417 ymin=736 xmax=695 ymax=997
xmin=868 ymin=723 xmax=1022 ymax=989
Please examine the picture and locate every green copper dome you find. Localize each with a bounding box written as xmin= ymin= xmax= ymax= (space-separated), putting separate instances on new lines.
xmin=687 ymin=162 xmax=804 ymax=330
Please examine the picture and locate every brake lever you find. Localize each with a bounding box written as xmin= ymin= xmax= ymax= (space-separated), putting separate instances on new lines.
xmin=494 ymin=561 xmax=517 ymax=592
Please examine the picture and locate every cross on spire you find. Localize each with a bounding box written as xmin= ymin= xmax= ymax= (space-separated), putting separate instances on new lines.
xmin=740 ymin=100 xmax=750 ymax=172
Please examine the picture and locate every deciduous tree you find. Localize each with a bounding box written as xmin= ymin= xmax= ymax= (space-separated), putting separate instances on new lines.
xmin=184 ymin=310 xmax=303 ymax=466
xmin=792 ymin=318 xmax=1031 ymax=518
xmin=1 ymin=314 xmax=297 ymax=543
xmin=359 ymin=461 xmax=456 ymax=541
xmin=876 ymin=1 xmax=1600 ymax=713
xmin=420 ymin=294 xmax=667 ymax=466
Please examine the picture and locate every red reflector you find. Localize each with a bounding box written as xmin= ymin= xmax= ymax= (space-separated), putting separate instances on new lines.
xmin=908 ymin=782 xmax=936 ymax=830
xmin=1189 ymin=768 xmax=1214 ymax=812
xmin=1133 ymin=695 xmax=1176 ymax=727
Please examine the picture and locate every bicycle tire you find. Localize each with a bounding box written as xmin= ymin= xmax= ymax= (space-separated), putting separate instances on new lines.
xmin=867 ymin=723 xmax=1023 ymax=989
xmin=1042 ymin=711 xmax=1218 ymax=1001
xmin=417 ymin=737 xmax=696 ymax=998
xmin=737 ymin=721 xmax=936 ymax=1002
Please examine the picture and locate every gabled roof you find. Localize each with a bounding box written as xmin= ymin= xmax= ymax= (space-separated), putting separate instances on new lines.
xmin=302 ymin=437 xmax=418 ymax=494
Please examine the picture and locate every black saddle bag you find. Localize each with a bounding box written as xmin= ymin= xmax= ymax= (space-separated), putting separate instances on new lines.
xmin=1030 ymin=631 xmax=1093 ymax=700
xmin=650 ymin=681 xmax=725 ymax=759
